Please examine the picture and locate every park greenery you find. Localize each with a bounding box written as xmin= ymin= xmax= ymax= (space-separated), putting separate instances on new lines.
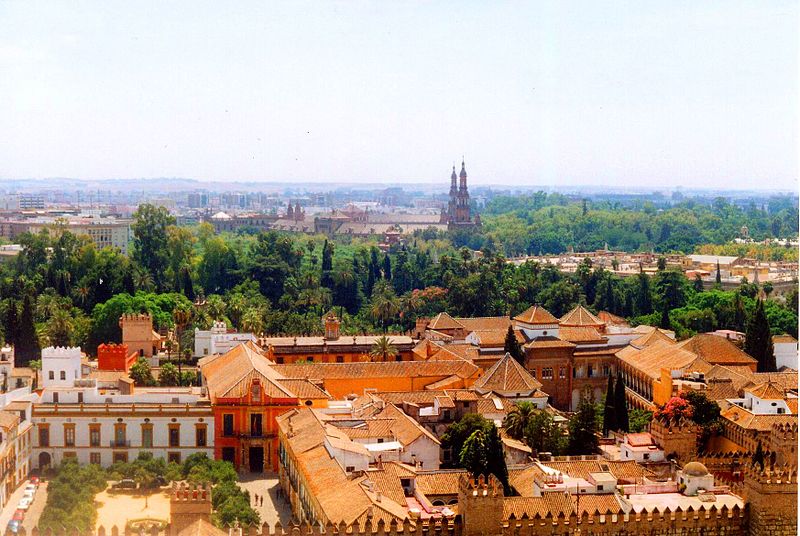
xmin=40 ymin=453 xmax=259 ymax=530
xmin=0 ymin=197 xmax=795 ymax=368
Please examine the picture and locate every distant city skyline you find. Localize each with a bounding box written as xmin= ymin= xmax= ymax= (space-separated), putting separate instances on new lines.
xmin=0 ymin=1 xmax=797 ymax=190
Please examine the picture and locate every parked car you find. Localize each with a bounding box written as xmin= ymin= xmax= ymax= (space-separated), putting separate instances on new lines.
xmin=113 ymin=479 xmax=137 ymax=490
xmin=7 ymin=520 xmax=21 ymax=534
xmin=12 ymin=510 xmax=25 ymax=522
xmin=16 ymin=497 xmax=31 ymax=510
xmin=29 ymin=477 xmax=39 ymax=486
xmin=24 ymin=484 xmax=36 ymax=493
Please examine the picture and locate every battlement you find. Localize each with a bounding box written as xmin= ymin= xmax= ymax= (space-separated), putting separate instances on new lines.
xmin=459 ymin=473 xmax=504 ymax=497
xmin=743 ymin=463 xmax=797 ymax=486
xmin=120 ymin=313 xmax=153 ymax=323
xmin=41 ymin=346 xmax=82 ymax=359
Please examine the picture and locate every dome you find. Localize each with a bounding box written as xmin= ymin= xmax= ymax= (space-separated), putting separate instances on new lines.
xmin=683 ymin=461 xmax=709 ymax=477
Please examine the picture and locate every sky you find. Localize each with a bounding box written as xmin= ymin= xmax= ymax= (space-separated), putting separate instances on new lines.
xmin=0 ymin=1 xmax=797 ymax=189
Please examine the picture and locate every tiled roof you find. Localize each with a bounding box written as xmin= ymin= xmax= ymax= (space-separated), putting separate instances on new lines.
xmin=630 ymin=328 xmax=676 ymax=348
xmin=508 ymin=463 xmax=548 ymax=496
xmin=469 ymin=329 xmax=522 ymax=348
xmin=457 ymin=316 xmax=513 ymax=332
xmin=677 ymin=334 xmax=757 ymax=367
xmin=277 ymin=379 xmax=331 ymax=399
xmin=773 ymin=334 xmax=798 ymax=343
xmin=0 ymin=410 xmax=21 ymax=430
xmin=503 ymin=494 xmax=574 ymax=519
xmin=272 ymin=360 xmax=480 ymax=381
xmin=514 ymin=305 xmax=559 ymax=326
xmin=540 ymin=460 xmax=653 ymax=482
xmin=473 ymin=352 xmax=541 ymax=393
xmin=476 ymin=397 xmax=516 ymax=415
xmin=364 ymin=462 xmax=415 ymax=505
xmin=524 ymin=337 xmax=576 ymax=350
xmin=374 ymin=404 xmax=440 ymax=446
xmin=616 ymin=340 xmax=699 ymax=379
xmin=721 ymin=404 xmax=797 ymax=432
xmin=571 ymin=494 xmax=625 ymax=516
xmin=368 ymin=389 xmax=480 ymax=406
xmin=745 ymin=381 xmax=786 ymax=400
xmin=597 ymin=311 xmax=630 ymax=327
xmin=625 ymin=433 xmax=654 ymax=447
xmin=414 ymin=470 xmax=468 ymax=496
xmin=261 ymin=334 xmax=414 ymax=349
xmin=559 ymin=326 xmax=606 ymax=343
xmin=427 ymin=312 xmax=464 ymax=331
xmin=560 ymin=305 xmax=604 ymax=328
xmin=750 ymin=372 xmax=798 ymax=393
xmin=177 ymin=518 xmax=228 ymax=536
xmin=199 ymin=342 xmax=297 ymax=402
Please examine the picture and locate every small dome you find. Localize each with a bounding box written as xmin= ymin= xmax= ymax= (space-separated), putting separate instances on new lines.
xmin=683 ymin=461 xmax=709 ymax=476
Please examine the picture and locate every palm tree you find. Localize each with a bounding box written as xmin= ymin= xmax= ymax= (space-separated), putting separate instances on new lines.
xmin=369 ymin=335 xmax=398 ymax=362
xmin=134 ymin=269 xmax=154 ymax=292
xmin=206 ymin=295 xmax=227 ymax=320
xmin=227 ymin=294 xmax=246 ymax=329
xmin=369 ymin=281 xmax=400 ymax=332
xmin=503 ymin=401 xmax=536 ymax=440
xmin=241 ymin=308 xmax=265 ymax=335
xmin=75 ymin=285 xmax=90 ymax=307
xmin=46 ymin=309 xmax=74 ymax=347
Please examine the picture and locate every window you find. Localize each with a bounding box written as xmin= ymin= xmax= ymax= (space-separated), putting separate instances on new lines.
xmin=114 ymin=424 xmax=126 ymax=447
xmin=113 ymin=452 xmax=128 ymax=464
xmin=443 ymin=410 xmax=451 ymax=420
xmin=603 ymin=365 xmax=610 ymax=377
xmin=169 ymin=425 xmax=180 ymax=447
xmin=89 ymin=425 xmax=101 ymax=447
xmin=587 ymin=365 xmax=594 ymax=378
xmin=38 ymin=426 xmax=50 ymax=447
xmin=251 ymin=383 xmax=261 ymax=402
xmin=78 ymin=392 xmax=83 ymax=403
xmin=196 ymin=426 xmax=207 ymax=447
xmin=597 ymin=485 xmax=604 ymax=491
xmin=223 ymin=414 xmax=234 ymax=436
xmin=531 ymin=369 xmax=536 ymax=378
xmin=90 ymin=452 xmax=101 ymax=465
xmin=141 ymin=425 xmax=153 ymax=448
xmin=48 ymin=371 xmax=54 ymax=380
xmin=643 ymin=453 xmax=650 ymax=460
xmin=276 ymin=357 xmax=284 ymax=364
xmin=345 ymin=466 xmax=355 ymax=473
xmin=52 ymin=392 xmax=59 ymax=404
xmin=542 ymin=368 xmax=554 ymax=380
xmin=250 ymin=414 xmax=263 ymax=437
xmin=168 ymin=452 xmax=181 ymax=464
xmin=559 ymin=368 xmax=566 ymax=379
xmin=336 ymin=356 xmax=344 ymax=363
xmin=396 ymin=354 xmax=402 ymax=362
xmin=60 ymin=371 xmax=66 ymax=381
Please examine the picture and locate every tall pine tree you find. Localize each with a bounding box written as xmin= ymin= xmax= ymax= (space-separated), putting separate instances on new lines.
xmin=2 ymin=300 xmax=18 ymax=348
xmin=382 ymin=254 xmax=392 ymax=281
xmin=602 ymin=374 xmax=616 ymax=435
xmin=744 ymin=299 xmax=776 ymax=373
xmin=15 ymin=294 xmax=40 ymax=366
xmin=614 ymin=370 xmax=629 ymax=433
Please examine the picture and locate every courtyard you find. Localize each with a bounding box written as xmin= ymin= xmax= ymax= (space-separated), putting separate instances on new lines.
xmin=94 ymin=488 xmax=171 ymax=530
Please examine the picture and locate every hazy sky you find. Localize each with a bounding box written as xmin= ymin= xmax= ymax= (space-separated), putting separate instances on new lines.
xmin=0 ymin=1 xmax=797 ymax=189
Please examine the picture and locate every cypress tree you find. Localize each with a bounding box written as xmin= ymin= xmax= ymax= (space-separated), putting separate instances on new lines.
xmin=660 ymin=306 xmax=671 ymax=330
xmin=568 ymin=399 xmax=599 ymax=455
xmin=3 ymin=300 xmax=18 ymax=348
xmin=744 ymin=299 xmax=776 ymax=373
xmin=693 ymin=274 xmax=704 ymax=292
xmin=485 ymin=424 xmax=510 ymax=493
xmin=15 ymin=294 xmax=40 ymax=366
xmin=603 ymin=374 xmax=616 ymax=435
xmin=715 ymin=261 xmax=722 ymax=286
xmin=503 ymin=325 xmax=524 ymax=364
xmin=614 ymin=370 xmax=629 ymax=433
xmin=180 ymin=267 xmax=195 ymax=301
xmin=382 ymin=254 xmax=392 ymax=281
xmin=321 ymin=240 xmax=334 ymax=289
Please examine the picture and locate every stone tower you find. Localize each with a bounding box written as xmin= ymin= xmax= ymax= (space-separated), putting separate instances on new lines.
xmin=119 ymin=313 xmax=156 ymax=358
xmin=743 ymin=464 xmax=798 ymax=536
xmin=169 ymin=483 xmax=212 ymax=536
xmin=769 ymin=423 xmax=798 ymax=467
xmin=650 ymin=418 xmax=699 ymax=462
xmin=458 ymin=474 xmax=504 ymax=536
xmin=323 ymin=311 xmax=341 ymax=340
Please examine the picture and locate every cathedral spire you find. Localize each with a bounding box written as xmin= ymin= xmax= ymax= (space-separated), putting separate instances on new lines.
xmin=459 ymin=159 xmax=467 ymax=191
xmin=450 ymin=165 xmax=457 ymax=194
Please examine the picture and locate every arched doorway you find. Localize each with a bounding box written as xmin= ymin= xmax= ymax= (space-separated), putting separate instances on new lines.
xmin=38 ymin=452 xmax=51 ymax=469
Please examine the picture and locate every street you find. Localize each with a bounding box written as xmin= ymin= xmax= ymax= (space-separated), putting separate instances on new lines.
xmin=0 ymin=480 xmax=48 ymax=532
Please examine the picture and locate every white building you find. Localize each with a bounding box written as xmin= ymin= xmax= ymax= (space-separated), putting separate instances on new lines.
xmin=41 ymin=346 xmax=83 ymax=388
xmin=32 ymin=384 xmax=213 ymax=469
xmin=193 ymin=322 xmax=256 ymax=358
xmin=773 ymin=335 xmax=798 ymax=370
xmin=727 ymin=382 xmax=794 ymax=415
xmin=619 ymin=432 xmax=665 ymax=463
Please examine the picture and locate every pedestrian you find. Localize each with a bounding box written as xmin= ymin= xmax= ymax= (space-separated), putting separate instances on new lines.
xmin=254 ymin=493 xmax=258 ymax=505
xmin=260 ymin=495 xmax=264 ymax=506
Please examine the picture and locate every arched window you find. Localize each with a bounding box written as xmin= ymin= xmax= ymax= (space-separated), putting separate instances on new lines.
xmin=251 ymin=382 xmax=261 ymax=402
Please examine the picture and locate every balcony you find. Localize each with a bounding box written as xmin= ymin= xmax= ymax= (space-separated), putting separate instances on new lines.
xmin=110 ymin=439 xmax=131 ymax=448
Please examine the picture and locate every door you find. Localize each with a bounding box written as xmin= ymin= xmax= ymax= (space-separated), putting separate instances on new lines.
xmin=222 ymin=447 xmax=236 ymax=464
xmin=249 ymin=447 xmax=264 ymax=473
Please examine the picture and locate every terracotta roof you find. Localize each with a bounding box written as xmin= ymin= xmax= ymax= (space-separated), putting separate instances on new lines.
xmin=721 ymin=404 xmax=797 ymax=432
xmin=514 ymin=305 xmax=560 ymax=326
xmin=631 ymin=328 xmax=676 ymax=348
xmin=508 ymin=463 xmax=548 ymax=496
xmin=177 ymin=518 xmax=228 ymax=536
xmin=364 ymin=462 xmax=414 ymax=505
xmin=560 ymin=305 xmax=604 ymax=328
xmin=0 ymin=410 xmax=20 ymax=430
xmin=469 ymin=329 xmax=523 ymax=347
xmin=677 ymin=334 xmax=757 ymax=367
xmin=368 ymin=389 xmax=480 ymax=407
xmin=625 ymin=433 xmax=654 ymax=447
xmin=571 ymin=494 xmax=625 ymax=516
xmin=524 ymin=337 xmax=576 ymax=350
xmin=745 ymin=381 xmax=786 ymax=400
xmin=750 ymin=372 xmax=798 ymax=394
xmin=559 ymin=326 xmax=606 ymax=344
xmin=503 ymin=494 xmax=574 ymax=519
xmin=277 ymin=379 xmax=331 ymax=399
xmin=540 ymin=460 xmax=653 ymax=482
xmin=261 ymin=334 xmax=414 ymax=349
xmin=427 ymin=312 xmax=464 ymax=331
xmin=473 ymin=352 xmax=541 ymax=393
xmin=773 ymin=334 xmax=798 ymax=344
xmin=374 ymin=404 xmax=440 ymax=446
xmin=476 ymin=397 xmax=516 ymax=415
xmin=597 ymin=311 xmax=630 ymax=327
xmin=457 ymin=316 xmax=513 ymax=332
xmin=272 ymin=360 xmax=479 ymax=381
xmin=414 ymin=470 xmax=468 ymax=496
xmin=199 ymin=342 xmax=297 ymax=402
xmin=616 ymin=340 xmax=699 ymax=379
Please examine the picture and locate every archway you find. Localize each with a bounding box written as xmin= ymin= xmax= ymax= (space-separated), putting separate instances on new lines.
xmin=38 ymin=452 xmax=51 ymax=469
